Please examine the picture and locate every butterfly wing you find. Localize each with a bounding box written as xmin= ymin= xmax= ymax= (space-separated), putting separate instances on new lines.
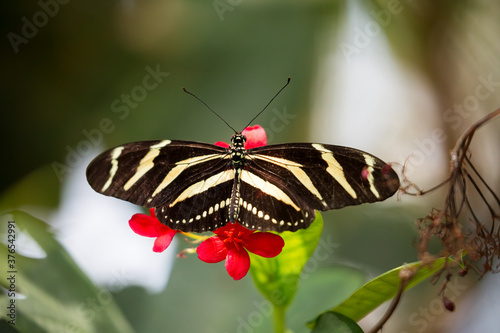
xmin=238 ymin=143 xmax=399 ymax=232
xmin=154 ymin=169 xmax=235 ymax=232
xmin=86 ymin=140 xmax=236 ymax=231
xmin=87 ymin=140 xmax=399 ymax=233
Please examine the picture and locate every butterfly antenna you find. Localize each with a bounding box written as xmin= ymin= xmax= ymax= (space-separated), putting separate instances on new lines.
xmin=244 ymin=77 xmax=291 ymax=129
xmin=183 ymin=87 xmax=237 ymax=133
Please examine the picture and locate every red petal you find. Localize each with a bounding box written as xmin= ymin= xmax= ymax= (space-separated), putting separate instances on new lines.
xmin=152 ymin=230 xmax=177 ymax=253
xmin=243 ymin=232 xmax=285 ymax=258
xmin=197 ymin=237 xmax=227 ymax=263
xmin=226 ymin=247 xmax=250 ymax=280
xmin=213 ymin=222 xmax=254 ymax=239
xmin=129 ymin=213 xmax=164 ymax=237
xmin=242 ymin=125 xmax=267 ymax=149
xmin=214 ymin=141 xmax=229 ymax=148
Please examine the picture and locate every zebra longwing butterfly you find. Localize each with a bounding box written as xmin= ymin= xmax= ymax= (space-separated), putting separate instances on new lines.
xmin=86 ymin=80 xmax=399 ymax=233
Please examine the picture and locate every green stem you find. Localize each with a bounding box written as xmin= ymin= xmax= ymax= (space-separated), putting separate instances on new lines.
xmin=273 ymin=304 xmax=286 ymax=333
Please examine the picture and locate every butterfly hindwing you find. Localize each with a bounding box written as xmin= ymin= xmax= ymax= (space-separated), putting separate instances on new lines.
xmin=237 ymin=167 xmax=316 ymax=232
xmin=155 ymin=173 xmax=234 ymax=232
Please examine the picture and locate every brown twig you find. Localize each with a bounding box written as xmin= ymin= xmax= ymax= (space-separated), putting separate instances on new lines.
xmin=415 ymin=108 xmax=500 ymax=273
xmin=368 ymin=269 xmax=413 ymax=333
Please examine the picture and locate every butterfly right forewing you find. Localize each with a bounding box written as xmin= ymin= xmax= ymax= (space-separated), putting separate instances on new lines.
xmin=86 ymin=140 xmax=230 ymax=209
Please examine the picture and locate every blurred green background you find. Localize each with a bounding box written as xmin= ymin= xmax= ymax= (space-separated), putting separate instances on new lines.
xmin=2 ymin=0 xmax=500 ymax=332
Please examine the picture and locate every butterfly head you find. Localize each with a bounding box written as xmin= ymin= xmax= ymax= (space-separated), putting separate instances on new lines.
xmin=231 ymin=133 xmax=247 ymax=149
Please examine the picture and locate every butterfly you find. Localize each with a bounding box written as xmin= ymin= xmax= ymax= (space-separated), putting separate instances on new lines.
xmin=86 ymin=78 xmax=399 ymax=232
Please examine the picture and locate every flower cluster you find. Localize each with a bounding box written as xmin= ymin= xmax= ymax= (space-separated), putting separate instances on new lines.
xmin=196 ymin=221 xmax=283 ymax=280
xmin=128 ymin=125 xmax=285 ymax=280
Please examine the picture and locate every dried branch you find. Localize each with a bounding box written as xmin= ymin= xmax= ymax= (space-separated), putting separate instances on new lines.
xmin=413 ymin=108 xmax=500 ymax=275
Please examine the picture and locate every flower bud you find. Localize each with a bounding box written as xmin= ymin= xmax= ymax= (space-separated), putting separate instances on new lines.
xmin=443 ymin=296 xmax=455 ymax=312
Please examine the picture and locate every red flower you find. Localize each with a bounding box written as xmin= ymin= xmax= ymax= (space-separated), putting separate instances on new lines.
xmin=197 ymin=222 xmax=285 ymax=280
xmin=129 ymin=208 xmax=179 ymax=253
xmin=214 ymin=125 xmax=267 ymax=149
xmin=128 ymin=125 xmax=282 ymax=280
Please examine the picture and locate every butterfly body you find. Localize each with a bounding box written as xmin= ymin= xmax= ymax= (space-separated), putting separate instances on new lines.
xmin=86 ymin=132 xmax=400 ymax=233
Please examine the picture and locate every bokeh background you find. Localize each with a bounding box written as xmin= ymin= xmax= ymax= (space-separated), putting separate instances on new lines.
xmin=1 ymin=0 xmax=500 ymax=332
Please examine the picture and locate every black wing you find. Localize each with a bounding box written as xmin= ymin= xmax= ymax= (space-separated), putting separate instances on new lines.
xmin=87 ymin=140 xmax=399 ymax=233
xmin=86 ymin=140 xmax=234 ymax=231
xmin=236 ymin=143 xmax=399 ymax=232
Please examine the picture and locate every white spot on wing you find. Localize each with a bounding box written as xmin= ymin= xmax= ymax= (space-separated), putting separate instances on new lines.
xmin=123 ymin=140 xmax=171 ymax=191
xmin=240 ymin=170 xmax=300 ymax=211
xmin=363 ymin=153 xmax=380 ymax=199
xmin=101 ymin=146 xmax=124 ymax=192
xmin=253 ymin=154 xmax=324 ymax=202
xmin=312 ymin=144 xmax=357 ymax=199
xmin=169 ymin=170 xmax=234 ymax=207
xmin=150 ymin=153 xmax=222 ymax=199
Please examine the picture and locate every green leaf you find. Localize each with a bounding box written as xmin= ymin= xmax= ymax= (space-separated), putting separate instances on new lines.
xmin=309 ymin=258 xmax=451 ymax=328
xmin=311 ymin=312 xmax=364 ymax=333
xmin=249 ymin=213 xmax=324 ymax=309
xmin=0 ymin=211 xmax=134 ymax=333
xmin=287 ymin=267 xmax=366 ymax=333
